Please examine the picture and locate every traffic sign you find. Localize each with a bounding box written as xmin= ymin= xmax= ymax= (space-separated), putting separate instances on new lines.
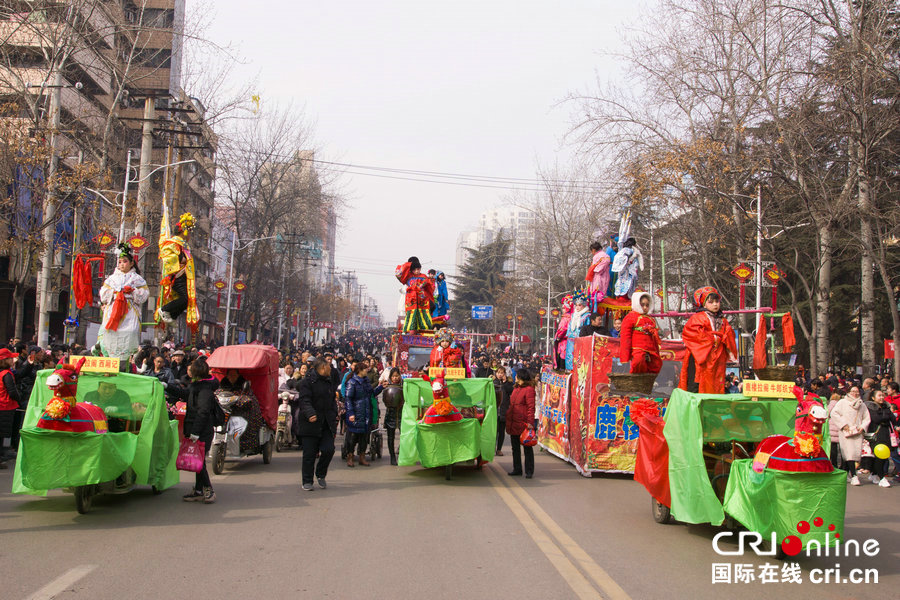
xmin=471 ymin=305 xmax=494 ymax=320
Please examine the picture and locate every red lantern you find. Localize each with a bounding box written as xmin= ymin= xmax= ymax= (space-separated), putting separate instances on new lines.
xmin=537 ymin=308 xmax=547 ymax=317
xmin=126 ymin=234 xmax=148 ymax=251
xmin=731 ymin=262 xmax=755 ymax=309
xmin=93 ymin=230 xmax=115 ymax=250
xmin=764 ymin=266 xmax=785 ymax=311
xmin=730 ymin=262 xmax=754 ymax=283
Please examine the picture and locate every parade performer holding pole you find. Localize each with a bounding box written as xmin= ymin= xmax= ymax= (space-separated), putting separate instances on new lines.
xmin=431 ymin=270 xmax=450 ymax=327
xmin=395 ymin=256 xmax=435 ymax=333
xmin=678 ymin=287 xmax=737 ymax=394
xmin=156 ymin=210 xmax=199 ymax=333
xmin=553 ymin=294 xmax=573 ymax=370
xmin=98 ymin=244 xmax=149 ymax=366
xmin=585 ymin=241 xmax=611 ymax=311
xmin=619 ymin=291 xmax=662 ymax=375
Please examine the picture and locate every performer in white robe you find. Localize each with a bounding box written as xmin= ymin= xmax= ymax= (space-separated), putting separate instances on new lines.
xmin=98 ymin=244 xmax=149 ymax=366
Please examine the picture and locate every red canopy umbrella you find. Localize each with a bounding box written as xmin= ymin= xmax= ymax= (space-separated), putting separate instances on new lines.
xmin=207 ymin=344 xmax=280 ymax=430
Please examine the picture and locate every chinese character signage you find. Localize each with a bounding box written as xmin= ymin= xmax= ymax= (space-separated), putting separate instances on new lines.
xmin=80 ymin=356 xmax=121 ymax=374
xmin=742 ymin=379 xmax=793 ymax=398
xmin=471 ymin=305 xmax=494 ymax=320
xmin=428 ymin=367 xmax=466 ymax=380
xmin=560 ymin=336 xmax=686 ymax=475
xmin=538 ymin=368 xmax=571 ymax=460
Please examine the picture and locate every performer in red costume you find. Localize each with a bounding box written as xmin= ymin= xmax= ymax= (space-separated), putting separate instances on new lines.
xmin=429 ymin=328 xmax=468 ymax=375
xmin=619 ymin=291 xmax=662 ymax=374
xmin=395 ymin=256 xmax=435 ymax=333
xmin=678 ymin=287 xmax=737 ymax=394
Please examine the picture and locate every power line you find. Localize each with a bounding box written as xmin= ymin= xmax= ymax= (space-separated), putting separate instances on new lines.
xmin=218 ymin=146 xmax=626 ymax=192
xmin=311 ymin=164 xmax=620 ymax=193
xmin=303 ymin=157 xmax=615 ymax=186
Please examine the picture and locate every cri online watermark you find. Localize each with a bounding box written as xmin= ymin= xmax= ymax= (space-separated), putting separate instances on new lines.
xmin=711 ymin=518 xmax=880 ymax=584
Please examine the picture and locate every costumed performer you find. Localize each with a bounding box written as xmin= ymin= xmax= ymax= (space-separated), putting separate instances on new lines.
xmin=553 ymin=294 xmax=573 ymax=370
xmin=605 ymin=236 xmax=618 ymax=297
xmin=678 ymin=287 xmax=737 ymax=394
xmin=585 ymin=241 xmax=611 ymax=312
xmin=98 ymin=244 xmax=149 ymax=368
xmin=429 ymin=328 xmax=468 ymax=372
xmin=419 ymin=370 xmax=463 ymax=424
xmin=431 ymin=269 xmax=450 ymax=327
xmin=395 ymin=256 xmax=435 ymax=333
xmin=566 ymin=291 xmax=591 ymax=340
xmin=619 ymin=291 xmax=662 ymax=375
xmin=611 ymin=237 xmax=643 ymax=298
xmin=564 ymin=291 xmax=591 ymax=369
xmin=156 ymin=211 xmax=199 ymax=332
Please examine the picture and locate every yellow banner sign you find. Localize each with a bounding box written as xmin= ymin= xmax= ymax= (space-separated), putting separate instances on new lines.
xmin=428 ymin=367 xmax=466 ymax=380
xmin=743 ymin=379 xmax=794 ymax=398
xmin=79 ymin=356 xmax=121 ymax=374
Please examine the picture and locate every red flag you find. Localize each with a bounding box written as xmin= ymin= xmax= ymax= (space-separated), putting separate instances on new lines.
xmin=753 ymin=314 xmax=768 ymax=370
xmin=782 ymin=313 xmax=796 ymax=353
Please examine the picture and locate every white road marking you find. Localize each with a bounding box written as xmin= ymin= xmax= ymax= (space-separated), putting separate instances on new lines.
xmin=485 ymin=466 xmax=602 ymax=600
xmin=25 ymin=564 xmax=97 ymax=600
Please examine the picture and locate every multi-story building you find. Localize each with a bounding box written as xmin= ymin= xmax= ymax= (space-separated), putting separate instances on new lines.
xmin=455 ymin=206 xmax=537 ymax=279
xmin=0 ymin=0 xmax=217 ymax=344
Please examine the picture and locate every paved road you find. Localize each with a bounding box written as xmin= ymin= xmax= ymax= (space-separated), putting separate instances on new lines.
xmin=1 ymin=439 xmax=897 ymax=599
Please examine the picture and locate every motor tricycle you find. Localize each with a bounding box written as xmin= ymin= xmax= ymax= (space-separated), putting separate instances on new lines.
xmin=206 ymin=344 xmax=279 ymax=474
xmin=12 ymin=367 xmax=179 ymax=514
xmin=633 ymin=388 xmax=847 ymax=555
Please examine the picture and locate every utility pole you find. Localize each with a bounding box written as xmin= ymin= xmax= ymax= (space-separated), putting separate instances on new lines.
xmin=118 ymin=150 xmax=132 ymax=245
xmin=755 ymin=184 xmax=762 ymax=311
xmin=36 ymin=68 xmax=64 ymax=348
xmin=135 ymin=97 xmax=155 ymax=237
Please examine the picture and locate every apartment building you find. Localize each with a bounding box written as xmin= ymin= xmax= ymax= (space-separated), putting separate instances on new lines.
xmin=0 ymin=0 xmax=217 ymax=344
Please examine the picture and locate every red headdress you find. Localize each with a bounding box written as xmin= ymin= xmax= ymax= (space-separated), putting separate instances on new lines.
xmin=693 ymin=286 xmax=720 ymax=308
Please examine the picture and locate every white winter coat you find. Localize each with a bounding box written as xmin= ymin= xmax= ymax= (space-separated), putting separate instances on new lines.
xmin=829 ymin=395 xmax=871 ymax=462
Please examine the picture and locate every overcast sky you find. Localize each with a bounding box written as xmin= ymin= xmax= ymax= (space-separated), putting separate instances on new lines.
xmin=203 ymin=0 xmax=643 ymax=321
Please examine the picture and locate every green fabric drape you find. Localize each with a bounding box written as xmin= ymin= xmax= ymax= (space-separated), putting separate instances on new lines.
xmin=12 ymin=370 xmax=180 ymax=496
xmin=398 ymin=377 xmax=496 ymax=468
xmin=724 ymin=460 xmax=846 ymax=547
xmin=663 ymin=389 xmax=797 ymax=525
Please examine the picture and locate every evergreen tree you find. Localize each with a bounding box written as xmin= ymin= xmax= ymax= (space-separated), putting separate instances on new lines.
xmin=449 ymin=235 xmax=512 ymax=332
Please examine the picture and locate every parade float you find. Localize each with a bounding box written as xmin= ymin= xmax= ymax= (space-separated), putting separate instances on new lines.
xmin=391 ymin=257 xmax=494 ymax=479
xmin=13 ymin=357 xmax=179 ymax=513
xmin=538 ymin=336 xmax=686 ymax=475
xmin=633 ymin=384 xmax=846 ymax=556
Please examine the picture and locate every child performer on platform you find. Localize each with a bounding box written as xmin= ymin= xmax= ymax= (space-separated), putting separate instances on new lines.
xmin=678 ymin=287 xmax=737 ymax=394
xmin=619 ymin=291 xmax=662 ymax=374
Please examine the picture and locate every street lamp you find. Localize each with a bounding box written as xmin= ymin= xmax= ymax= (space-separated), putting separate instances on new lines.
xmin=83 ymin=157 xmax=196 ymax=246
xmin=521 ymin=274 xmax=553 ymax=356
xmin=223 ymin=234 xmax=277 ymax=345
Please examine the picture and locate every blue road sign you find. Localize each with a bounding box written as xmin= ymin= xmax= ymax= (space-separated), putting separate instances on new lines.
xmin=471 ymin=305 xmax=494 ymax=320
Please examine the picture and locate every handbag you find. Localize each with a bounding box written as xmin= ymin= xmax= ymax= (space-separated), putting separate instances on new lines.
xmin=211 ymin=400 xmax=227 ymax=426
xmin=176 ymin=438 xmax=207 ymax=472
xmin=890 ymin=425 xmax=899 ymax=448
xmin=520 ymin=425 xmax=538 ymax=447
xmin=860 ymin=437 xmax=874 ymax=458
